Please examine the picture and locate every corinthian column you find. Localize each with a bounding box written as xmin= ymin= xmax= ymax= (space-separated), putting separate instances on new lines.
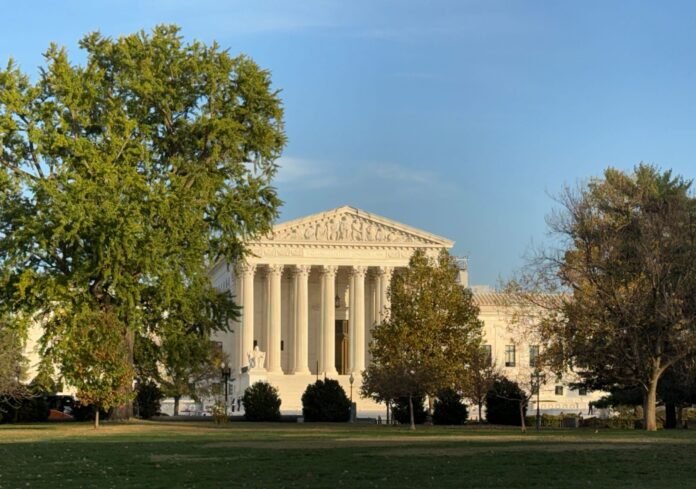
xmin=377 ymin=266 xmax=394 ymax=323
xmin=321 ymin=265 xmax=338 ymax=376
xmin=239 ymin=262 xmax=256 ymax=370
xmin=292 ymin=265 xmax=311 ymax=374
xmin=350 ymin=266 xmax=367 ymax=372
xmin=267 ymin=264 xmax=283 ymax=373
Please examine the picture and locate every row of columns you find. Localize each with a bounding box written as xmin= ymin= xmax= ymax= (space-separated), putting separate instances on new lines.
xmin=235 ymin=263 xmax=394 ymax=376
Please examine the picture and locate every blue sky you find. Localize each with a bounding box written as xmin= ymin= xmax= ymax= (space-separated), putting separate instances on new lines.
xmin=2 ymin=0 xmax=696 ymax=286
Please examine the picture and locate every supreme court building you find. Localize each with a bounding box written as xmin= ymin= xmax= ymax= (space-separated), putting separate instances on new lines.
xmin=209 ymin=205 xmax=603 ymax=417
xmin=210 ymin=205 xmax=458 ymax=414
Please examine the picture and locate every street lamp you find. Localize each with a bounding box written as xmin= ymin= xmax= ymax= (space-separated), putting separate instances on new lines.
xmin=221 ymin=362 xmax=232 ymax=415
xmin=349 ymin=372 xmax=355 ymax=402
xmin=532 ymin=369 xmax=542 ymax=431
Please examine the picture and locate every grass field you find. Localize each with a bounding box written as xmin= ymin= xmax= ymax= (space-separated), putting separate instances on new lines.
xmin=1 ymin=421 xmax=695 ymax=489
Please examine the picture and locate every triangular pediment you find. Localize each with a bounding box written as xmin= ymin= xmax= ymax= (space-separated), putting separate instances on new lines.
xmin=261 ymin=206 xmax=453 ymax=247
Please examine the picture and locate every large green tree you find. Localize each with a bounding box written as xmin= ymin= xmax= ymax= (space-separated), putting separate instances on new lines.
xmin=361 ymin=249 xmax=482 ymax=429
xmin=0 ymin=25 xmax=285 ymax=417
xmin=534 ymin=165 xmax=696 ymax=431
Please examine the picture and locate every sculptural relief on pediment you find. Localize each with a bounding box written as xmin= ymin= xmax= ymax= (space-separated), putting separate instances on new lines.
xmin=267 ymin=213 xmax=439 ymax=245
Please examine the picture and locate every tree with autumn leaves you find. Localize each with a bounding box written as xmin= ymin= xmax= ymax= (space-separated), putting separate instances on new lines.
xmin=520 ymin=165 xmax=696 ymax=431
xmin=0 ymin=25 xmax=285 ymax=426
xmin=361 ymin=249 xmax=482 ymax=429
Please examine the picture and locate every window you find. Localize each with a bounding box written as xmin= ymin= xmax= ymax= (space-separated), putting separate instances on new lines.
xmin=482 ymin=345 xmax=492 ymax=366
xmin=578 ymin=387 xmax=587 ymax=396
xmin=555 ymin=385 xmax=564 ymax=396
xmin=529 ymin=345 xmax=539 ymax=367
xmin=505 ymin=345 xmax=516 ymax=367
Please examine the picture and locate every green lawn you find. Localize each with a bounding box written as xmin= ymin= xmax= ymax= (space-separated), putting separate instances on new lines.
xmin=1 ymin=421 xmax=694 ymax=488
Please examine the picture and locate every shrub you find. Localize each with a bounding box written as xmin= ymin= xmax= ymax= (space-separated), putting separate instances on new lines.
xmin=243 ymin=381 xmax=281 ymax=422
xmin=433 ymin=388 xmax=468 ymax=425
xmin=301 ymin=379 xmax=350 ymax=422
xmin=392 ymin=396 xmax=427 ymax=425
xmin=135 ymin=380 xmax=164 ymax=419
xmin=485 ymin=378 xmax=527 ymax=426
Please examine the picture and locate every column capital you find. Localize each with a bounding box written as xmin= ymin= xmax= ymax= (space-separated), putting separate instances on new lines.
xmin=320 ymin=265 xmax=338 ymax=277
xmin=350 ymin=265 xmax=368 ymax=278
xmin=377 ymin=266 xmax=394 ymax=277
xmin=293 ymin=264 xmax=312 ymax=277
xmin=237 ymin=262 xmax=257 ymax=275
xmin=268 ymin=264 xmax=284 ymax=276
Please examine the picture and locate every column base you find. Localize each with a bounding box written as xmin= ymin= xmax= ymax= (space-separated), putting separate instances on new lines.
xmin=291 ymin=369 xmax=311 ymax=375
xmin=322 ymin=370 xmax=339 ymax=377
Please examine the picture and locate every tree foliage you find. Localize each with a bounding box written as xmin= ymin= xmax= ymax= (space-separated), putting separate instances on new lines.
xmin=53 ymin=308 xmax=134 ymax=427
xmin=0 ymin=25 xmax=286 ymax=415
xmin=515 ymin=165 xmax=696 ymax=431
xmin=137 ymin=324 xmax=224 ymax=416
xmin=361 ymin=249 xmax=482 ymax=429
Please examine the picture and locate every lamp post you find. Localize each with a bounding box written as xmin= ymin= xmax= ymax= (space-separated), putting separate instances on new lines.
xmin=533 ymin=369 xmax=542 ymax=431
xmin=221 ymin=362 xmax=231 ymax=415
xmin=349 ymin=372 xmax=355 ymax=402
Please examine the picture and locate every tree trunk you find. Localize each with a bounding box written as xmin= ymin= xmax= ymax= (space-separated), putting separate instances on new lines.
xmin=425 ymin=395 xmax=433 ymax=425
xmin=408 ymin=394 xmax=415 ymax=431
xmin=94 ymin=409 xmax=100 ymax=429
xmin=386 ymin=401 xmax=390 ymax=425
xmin=478 ymin=401 xmax=482 ymax=423
xmin=665 ymin=403 xmax=677 ymax=429
xmin=643 ymin=377 xmax=659 ymax=431
xmin=174 ymin=396 xmax=181 ymax=416
xmin=519 ymin=401 xmax=527 ymax=433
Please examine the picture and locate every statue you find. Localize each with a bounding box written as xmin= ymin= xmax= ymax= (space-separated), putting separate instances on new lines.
xmin=338 ymin=217 xmax=348 ymax=240
xmin=351 ymin=218 xmax=362 ymax=240
xmin=366 ymin=223 xmax=376 ymax=241
xmin=247 ymin=346 xmax=266 ymax=370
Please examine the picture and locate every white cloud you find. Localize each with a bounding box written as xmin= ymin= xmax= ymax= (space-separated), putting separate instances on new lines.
xmin=275 ymin=156 xmax=339 ymax=189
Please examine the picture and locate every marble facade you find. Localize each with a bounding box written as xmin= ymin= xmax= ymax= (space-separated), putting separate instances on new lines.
xmin=210 ymin=206 xmax=455 ymax=414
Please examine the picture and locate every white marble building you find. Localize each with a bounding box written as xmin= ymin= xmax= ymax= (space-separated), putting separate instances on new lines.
xmin=210 ymin=205 xmax=604 ymax=417
xmin=209 ymin=206 xmax=454 ymax=415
